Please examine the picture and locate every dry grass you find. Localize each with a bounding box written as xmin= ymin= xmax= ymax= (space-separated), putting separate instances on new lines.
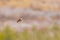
xmin=0 ymin=23 xmax=60 ymax=40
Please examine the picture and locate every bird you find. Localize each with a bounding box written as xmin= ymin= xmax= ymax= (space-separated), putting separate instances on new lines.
xmin=17 ymin=16 xmax=23 ymax=23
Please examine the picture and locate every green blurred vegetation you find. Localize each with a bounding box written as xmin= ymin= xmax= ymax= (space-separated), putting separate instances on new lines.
xmin=0 ymin=23 xmax=60 ymax=40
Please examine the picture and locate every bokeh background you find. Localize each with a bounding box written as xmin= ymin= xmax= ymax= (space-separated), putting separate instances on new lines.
xmin=0 ymin=0 xmax=60 ymax=40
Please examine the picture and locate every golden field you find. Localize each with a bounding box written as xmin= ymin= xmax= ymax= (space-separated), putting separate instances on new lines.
xmin=0 ymin=0 xmax=60 ymax=11
xmin=0 ymin=0 xmax=60 ymax=40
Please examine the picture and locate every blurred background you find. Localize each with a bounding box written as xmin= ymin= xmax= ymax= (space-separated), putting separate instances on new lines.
xmin=0 ymin=0 xmax=60 ymax=40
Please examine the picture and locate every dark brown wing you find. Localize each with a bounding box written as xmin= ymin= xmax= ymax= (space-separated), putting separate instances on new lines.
xmin=17 ymin=19 xmax=22 ymax=23
xmin=17 ymin=16 xmax=23 ymax=23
